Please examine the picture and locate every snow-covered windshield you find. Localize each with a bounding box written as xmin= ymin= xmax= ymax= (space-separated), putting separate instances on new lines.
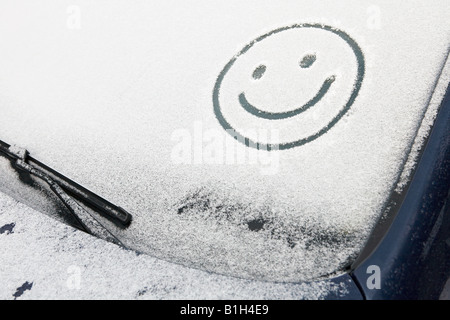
xmin=0 ymin=0 xmax=449 ymax=282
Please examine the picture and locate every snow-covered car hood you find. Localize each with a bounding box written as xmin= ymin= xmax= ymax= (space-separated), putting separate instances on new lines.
xmin=0 ymin=0 xmax=449 ymax=283
xmin=1 ymin=191 xmax=359 ymax=299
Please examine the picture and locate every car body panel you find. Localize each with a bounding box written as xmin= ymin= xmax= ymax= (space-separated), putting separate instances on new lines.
xmin=351 ymin=81 xmax=450 ymax=300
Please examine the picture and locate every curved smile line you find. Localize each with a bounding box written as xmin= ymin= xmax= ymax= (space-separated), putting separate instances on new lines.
xmin=238 ymin=75 xmax=336 ymax=120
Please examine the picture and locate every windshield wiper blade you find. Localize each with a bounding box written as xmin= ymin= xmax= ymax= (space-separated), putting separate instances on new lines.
xmin=0 ymin=140 xmax=132 ymax=243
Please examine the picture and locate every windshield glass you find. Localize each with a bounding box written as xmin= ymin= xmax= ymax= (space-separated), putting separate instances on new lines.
xmin=0 ymin=0 xmax=449 ymax=282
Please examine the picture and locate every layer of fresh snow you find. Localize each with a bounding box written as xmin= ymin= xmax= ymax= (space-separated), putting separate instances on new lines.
xmin=0 ymin=0 xmax=449 ymax=282
xmin=0 ymin=191 xmax=352 ymax=300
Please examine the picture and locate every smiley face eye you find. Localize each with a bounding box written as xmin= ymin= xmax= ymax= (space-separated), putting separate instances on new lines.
xmin=252 ymin=64 xmax=266 ymax=80
xmin=299 ymin=53 xmax=317 ymax=68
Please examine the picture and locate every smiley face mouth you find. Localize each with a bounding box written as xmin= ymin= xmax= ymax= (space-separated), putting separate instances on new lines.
xmin=239 ymin=75 xmax=336 ymax=120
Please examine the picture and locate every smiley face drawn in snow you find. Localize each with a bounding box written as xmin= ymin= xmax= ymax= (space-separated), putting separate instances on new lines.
xmin=213 ymin=24 xmax=365 ymax=150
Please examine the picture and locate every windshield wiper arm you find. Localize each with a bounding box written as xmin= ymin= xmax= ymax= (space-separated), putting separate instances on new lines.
xmin=0 ymin=140 xmax=132 ymax=244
